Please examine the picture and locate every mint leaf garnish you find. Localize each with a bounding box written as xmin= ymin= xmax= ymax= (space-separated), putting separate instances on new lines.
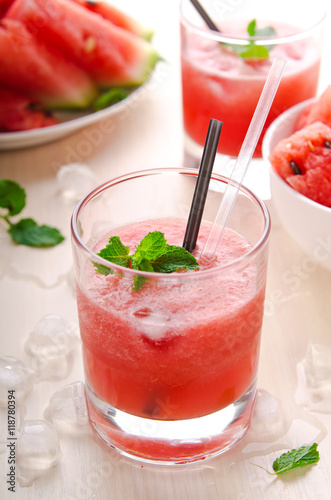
xmin=225 ymin=19 xmax=276 ymax=61
xmin=272 ymin=443 xmax=320 ymax=475
xmin=152 ymin=245 xmax=199 ymax=273
xmin=134 ymin=231 xmax=167 ymax=261
xmin=94 ymin=231 xmax=199 ymax=290
xmin=98 ymin=236 xmax=130 ymax=267
xmin=0 ymin=179 xmax=65 ymax=247
xmin=8 ymin=218 xmax=65 ymax=247
xmin=94 ymin=88 xmax=129 ymax=111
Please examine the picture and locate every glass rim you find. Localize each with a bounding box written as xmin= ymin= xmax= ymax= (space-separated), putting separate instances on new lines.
xmin=179 ymin=0 xmax=327 ymax=46
xmin=71 ymin=168 xmax=270 ymax=281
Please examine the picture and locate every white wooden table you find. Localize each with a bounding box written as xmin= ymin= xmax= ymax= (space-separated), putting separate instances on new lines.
xmin=1 ymin=1 xmax=331 ymax=498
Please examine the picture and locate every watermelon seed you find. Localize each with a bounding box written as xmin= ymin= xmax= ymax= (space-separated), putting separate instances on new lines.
xmin=324 ymin=140 xmax=331 ymax=149
xmin=290 ymin=160 xmax=301 ymax=175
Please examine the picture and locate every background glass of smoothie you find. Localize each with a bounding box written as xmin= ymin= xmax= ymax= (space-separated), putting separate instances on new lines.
xmin=180 ymin=0 xmax=326 ymax=166
xmin=71 ymin=168 xmax=270 ymax=464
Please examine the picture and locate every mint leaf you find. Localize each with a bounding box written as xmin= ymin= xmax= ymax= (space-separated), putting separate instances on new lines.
xmin=94 ymin=88 xmax=129 ymax=111
xmin=8 ymin=218 xmax=65 ymax=247
xmin=225 ymin=19 xmax=276 ymax=61
xmin=272 ymin=444 xmax=320 ymax=475
xmin=247 ymin=19 xmax=257 ymax=37
xmin=132 ymin=258 xmax=154 ymax=290
xmin=97 ymin=236 xmax=130 ymax=267
xmin=134 ymin=231 xmax=167 ymax=261
xmin=132 ymin=257 xmax=154 ymax=273
xmin=92 ymin=263 xmax=114 ymax=276
xmin=152 ymin=245 xmax=199 ymax=273
xmin=239 ymin=44 xmax=269 ymax=60
xmin=0 ymin=179 xmax=26 ymax=216
xmin=0 ymin=179 xmax=65 ymax=247
xmin=95 ymin=231 xmax=199 ymax=289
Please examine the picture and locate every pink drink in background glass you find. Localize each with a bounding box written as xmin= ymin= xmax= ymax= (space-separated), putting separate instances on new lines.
xmin=71 ymin=169 xmax=270 ymax=463
xmin=181 ymin=8 xmax=325 ymax=159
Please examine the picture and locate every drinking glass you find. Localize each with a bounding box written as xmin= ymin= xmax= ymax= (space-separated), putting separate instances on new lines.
xmin=71 ymin=168 xmax=270 ymax=464
xmin=180 ymin=0 xmax=326 ymax=168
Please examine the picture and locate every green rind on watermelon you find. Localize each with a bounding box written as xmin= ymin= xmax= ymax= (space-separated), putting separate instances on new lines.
xmin=269 ymin=121 xmax=331 ymax=208
xmin=7 ymin=0 xmax=159 ymax=88
xmin=295 ymin=86 xmax=331 ymax=131
xmin=0 ymin=86 xmax=58 ymax=132
xmin=0 ymin=19 xmax=97 ymax=109
xmin=70 ymin=0 xmax=154 ymax=41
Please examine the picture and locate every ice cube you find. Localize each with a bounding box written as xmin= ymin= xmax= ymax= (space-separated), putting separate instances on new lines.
xmin=56 ymin=162 xmax=98 ymax=200
xmin=17 ymin=420 xmax=61 ymax=472
xmin=295 ymin=343 xmax=331 ymax=413
xmin=0 ymin=357 xmax=33 ymax=406
xmin=43 ymin=381 xmax=90 ymax=436
xmin=249 ymin=389 xmax=289 ymax=441
xmin=24 ymin=314 xmax=80 ymax=381
xmin=132 ymin=308 xmax=173 ymax=341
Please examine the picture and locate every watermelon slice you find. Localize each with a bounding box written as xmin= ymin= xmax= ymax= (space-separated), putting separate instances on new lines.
xmin=69 ymin=0 xmax=154 ymax=40
xmin=6 ymin=0 xmax=159 ymax=88
xmin=0 ymin=19 xmax=97 ymax=109
xmin=295 ymin=86 xmax=331 ymax=130
xmin=0 ymin=0 xmax=13 ymax=17
xmin=269 ymin=121 xmax=331 ymax=207
xmin=0 ymin=86 xmax=58 ymax=131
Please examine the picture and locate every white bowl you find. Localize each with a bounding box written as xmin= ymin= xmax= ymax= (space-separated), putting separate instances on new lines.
xmin=262 ymin=99 xmax=331 ymax=271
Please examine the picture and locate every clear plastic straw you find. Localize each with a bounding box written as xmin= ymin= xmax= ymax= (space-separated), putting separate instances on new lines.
xmin=201 ymin=57 xmax=285 ymax=259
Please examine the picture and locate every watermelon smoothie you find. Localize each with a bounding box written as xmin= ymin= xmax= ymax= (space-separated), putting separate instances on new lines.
xmin=71 ymin=169 xmax=270 ymax=463
xmin=180 ymin=3 xmax=325 ymax=159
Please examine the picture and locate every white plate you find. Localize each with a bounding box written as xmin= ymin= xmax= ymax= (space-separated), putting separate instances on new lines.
xmin=0 ymin=80 xmax=151 ymax=151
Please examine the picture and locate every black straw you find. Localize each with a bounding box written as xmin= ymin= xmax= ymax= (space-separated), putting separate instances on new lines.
xmin=189 ymin=0 xmax=221 ymax=33
xmin=183 ymin=119 xmax=223 ymax=253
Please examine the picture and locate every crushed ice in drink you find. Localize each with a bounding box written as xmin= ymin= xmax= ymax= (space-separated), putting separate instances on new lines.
xmin=248 ymin=389 xmax=289 ymax=441
xmin=24 ymin=314 xmax=80 ymax=381
xmin=56 ymin=162 xmax=98 ymax=200
xmin=133 ymin=308 xmax=174 ymax=341
xmin=295 ymin=342 xmax=331 ymax=413
xmin=0 ymin=357 xmax=33 ymax=406
xmin=44 ymin=381 xmax=90 ymax=436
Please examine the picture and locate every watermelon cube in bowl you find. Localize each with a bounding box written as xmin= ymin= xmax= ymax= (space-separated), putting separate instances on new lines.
xmin=262 ymin=98 xmax=331 ymax=271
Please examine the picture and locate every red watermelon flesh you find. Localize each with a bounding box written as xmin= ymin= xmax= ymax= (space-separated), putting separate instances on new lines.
xmin=69 ymin=0 xmax=154 ymax=40
xmin=295 ymin=86 xmax=331 ymax=130
xmin=6 ymin=0 xmax=159 ymax=88
xmin=0 ymin=86 xmax=58 ymax=131
xmin=269 ymin=121 xmax=331 ymax=207
xmin=0 ymin=0 xmax=13 ymax=17
xmin=0 ymin=19 xmax=97 ymax=109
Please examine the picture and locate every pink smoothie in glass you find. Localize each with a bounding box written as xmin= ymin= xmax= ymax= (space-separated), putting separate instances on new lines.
xmin=76 ymin=218 xmax=265 ymax=423
xmin=181 ymin=20 xmax=321 ymax=157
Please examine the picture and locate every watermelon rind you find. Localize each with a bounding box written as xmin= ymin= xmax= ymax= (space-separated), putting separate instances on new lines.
xmin=6 ymin=0 xmax=160 ymax=88
xmin=0 ymin=19 xmax=98 ymax=109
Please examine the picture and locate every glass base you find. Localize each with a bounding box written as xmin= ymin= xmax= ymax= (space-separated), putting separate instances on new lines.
xmin=85 ymin=382 xmax=257 ymax=465
xmin=183 ymin=133 xmax=271 ymax=201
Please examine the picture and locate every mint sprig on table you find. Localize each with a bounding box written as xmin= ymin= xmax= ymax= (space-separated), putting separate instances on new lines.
xmin=94 ymin=230 xmax=199 ymax=290
xmin=254 ymin=443 xmax=320 ymax=476
xmin=0 ymin=179 xmax=65 ymax=247
xmin=226 ymin=19 xmax=276 ymax=60
xmin=272 ymin=443 xmax=320 ymax=475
